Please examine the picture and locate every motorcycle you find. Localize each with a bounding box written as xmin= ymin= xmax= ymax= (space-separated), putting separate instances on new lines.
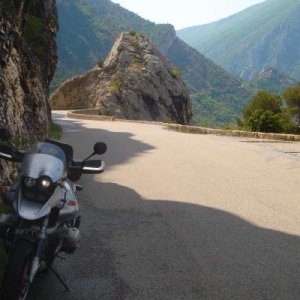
xmin=0 ymin=127 xmax=107 ymax=299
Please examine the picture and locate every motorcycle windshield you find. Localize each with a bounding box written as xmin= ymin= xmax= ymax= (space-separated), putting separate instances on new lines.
xmin=35 ymin=142 xmax=66 ymax=164
xmin=21 ymin=142 xmax=66 ymax=182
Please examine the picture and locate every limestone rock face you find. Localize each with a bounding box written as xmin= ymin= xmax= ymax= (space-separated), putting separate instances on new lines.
xmin=0 ymin=1 xmax=58 ymax=139
xmin=0 ymin=1 xmax=58 ymax=181
xmin=51 ymin=32 xmax=192 ymax=124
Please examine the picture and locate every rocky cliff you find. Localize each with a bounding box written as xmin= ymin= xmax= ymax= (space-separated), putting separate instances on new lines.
xmin=0 ymin=0 xmax=58 ymax=140
xmin=0 ymin=0 xmax=58 ymax=181
xmin=50 ymin=32 xmax=192 ymax=124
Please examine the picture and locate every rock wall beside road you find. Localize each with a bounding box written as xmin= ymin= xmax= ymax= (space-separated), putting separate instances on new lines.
xmin=0 ymin=1 xmax=58 ymax=181
xmin=0 ymin=0 xmax=57 ymax=139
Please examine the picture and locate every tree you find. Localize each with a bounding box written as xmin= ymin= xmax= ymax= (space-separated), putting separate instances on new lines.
xmin=246 ymin=109 xmax=285 ymax=133
xmin=243 ymin=90 xmax=282 ymax=120
xmin=283 ymin=82 xmax=300 ymax=125
xmin=242 ymin=90 xmax=285 ymax=133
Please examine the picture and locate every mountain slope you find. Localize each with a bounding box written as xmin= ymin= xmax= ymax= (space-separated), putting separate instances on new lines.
xmin=245 ymin=67 xmax=297 ymax=95
xmin=54 ymin=0 xmax=251 ymax=126
xmin=54 ymin=0 xmax=154 ymax=84
xmin=177 ymin=0 xmax=300 ymax=80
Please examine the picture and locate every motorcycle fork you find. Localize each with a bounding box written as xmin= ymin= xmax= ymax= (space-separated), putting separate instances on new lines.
xmin=29 ymin=216 xmax=49 ymax=282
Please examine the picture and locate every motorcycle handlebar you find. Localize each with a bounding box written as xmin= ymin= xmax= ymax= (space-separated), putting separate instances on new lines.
xmin=0 ymin=145 xmax=24 ymax=163
xmin=69 ymin=160 xmax=105 ymax=174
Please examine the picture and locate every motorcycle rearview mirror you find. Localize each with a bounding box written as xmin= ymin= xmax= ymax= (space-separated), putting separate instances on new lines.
xmin=83 ymin=142 xmax=107 ymax=161
xmin=94 ymin=142 xmax=107 ymax=155
xmin=0 ymin=128 xmax=12 ymax=142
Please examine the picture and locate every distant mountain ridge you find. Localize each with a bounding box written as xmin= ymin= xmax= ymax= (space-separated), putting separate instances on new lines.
xmin=54 ymin=0 xmax=251 ymax=126
xmin=177 ymin=0 xmax=300 ymax=81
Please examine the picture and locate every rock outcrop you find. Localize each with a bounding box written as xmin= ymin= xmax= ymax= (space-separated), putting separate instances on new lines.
xmin=50 ymin=32 xmax=192 ymax=124
xmin=0 ymin=1 xmax=58 ymax=181
xmin=256 ymin=68 xmax=297 ymax=87
xmin=0 ymin=0 xmax=58 ymax=139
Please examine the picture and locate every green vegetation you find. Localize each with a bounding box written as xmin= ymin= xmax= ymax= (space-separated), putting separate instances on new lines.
xmin=49 ymin=123 xmax=62 ymax=140
xmin=245 ymin=78 xmax=286 ymax=95
xmin=97 ymin=59 xmax=104 ymax=68
xmin=245 ymin=110 xmax=285 ymax=133
xmin=129 ymin=30 xmax=137 ymax=36
xmin=117 ymin=45 xmax=125 ymax=53
xmin=237 ymin=88 xmax=299 ymax=133
xmin=162 ymin=119 xmax=174 ymax=124
xmin=171 ymin=67 xmax=181 ymax=79
xmin=110 ymin=79 xmax=121 ymax=94
xmin=0 ymin=0 xmax=51 ymax=60
xmin=0 ymin=0 xmax=18 ymax=21
xmin=191 ymin=93 xmax=238 ymax=127
xmin=24 ymin=14 xmax=50 ymax=57
xmin=243 ymin=68 xmax=297 ymax=96
xmin=148 ymin=24 xmax=174 ymax=46
xmin=283 ymin=82 xmax=300 ymax=125
xmin=243 ymin=90 xmax=282 ymax=119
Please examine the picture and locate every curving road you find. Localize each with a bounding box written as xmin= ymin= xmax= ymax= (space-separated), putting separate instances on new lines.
xmin=30 ymin=112 xmax=300 ymax=299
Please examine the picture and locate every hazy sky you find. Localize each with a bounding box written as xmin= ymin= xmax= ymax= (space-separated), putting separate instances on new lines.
xmin=111 ymin=0 xmax=266 ymax=29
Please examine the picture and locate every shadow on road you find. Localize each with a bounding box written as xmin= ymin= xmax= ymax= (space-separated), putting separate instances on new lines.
xmin=30 ymin=181 xmax=300 ymax=300
xmin=55 ymin=117 xmax=155 ymax=169
xmin=29 ymin=117 xmax=300 ymax=299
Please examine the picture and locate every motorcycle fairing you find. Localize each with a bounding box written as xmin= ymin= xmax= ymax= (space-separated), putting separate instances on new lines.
xmin=15 ymin=149 xmax=67 ymax=220
xmin=15 ymin=184 xmax=65 ymax=220
xmin=21 ymin=153 xmax=66 ymax=182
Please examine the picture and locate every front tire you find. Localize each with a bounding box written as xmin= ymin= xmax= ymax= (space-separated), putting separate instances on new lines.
xmin=1 ymin=239 xmax=34 ymax=300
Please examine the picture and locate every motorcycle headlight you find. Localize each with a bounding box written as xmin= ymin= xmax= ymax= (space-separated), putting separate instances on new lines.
xmin=37 ymin=176 xmax=53 ymax=192
xmin=21 ymin=176 xmax=56 ymax=203
xmin=23 ymin=177 xmax=36 ymax=188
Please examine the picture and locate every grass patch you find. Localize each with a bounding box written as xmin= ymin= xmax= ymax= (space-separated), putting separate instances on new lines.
xmin=162 ymin=119 xmax=174 ymax=124
xmin=97 ymin=59 xmax=104 ymax=68
xmin=171 ymin=67 xmax=181 ymax=78
xmin=110 ymin=79 xmax=121 ymax=94
xmin=49 ymin=123 xmax=62 ymax=140
xmin=129 ymin=29 xmax=137 ymax=36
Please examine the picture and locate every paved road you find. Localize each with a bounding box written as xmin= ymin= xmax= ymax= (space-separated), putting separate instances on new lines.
xmin=30 ymin=112 xmax=300 ymax=299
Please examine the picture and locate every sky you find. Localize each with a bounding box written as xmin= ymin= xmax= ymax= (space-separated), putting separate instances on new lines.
xmin=111 ymin=0 xmax=266 ymax=30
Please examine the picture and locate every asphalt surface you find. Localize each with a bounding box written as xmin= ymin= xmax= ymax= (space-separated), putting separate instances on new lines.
xmin=30 ymin=112 xmax=300 ymax=300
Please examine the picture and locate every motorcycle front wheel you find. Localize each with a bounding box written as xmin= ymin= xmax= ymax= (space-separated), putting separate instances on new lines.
xmin=1 ymin=239 xmax=34 ymax=300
